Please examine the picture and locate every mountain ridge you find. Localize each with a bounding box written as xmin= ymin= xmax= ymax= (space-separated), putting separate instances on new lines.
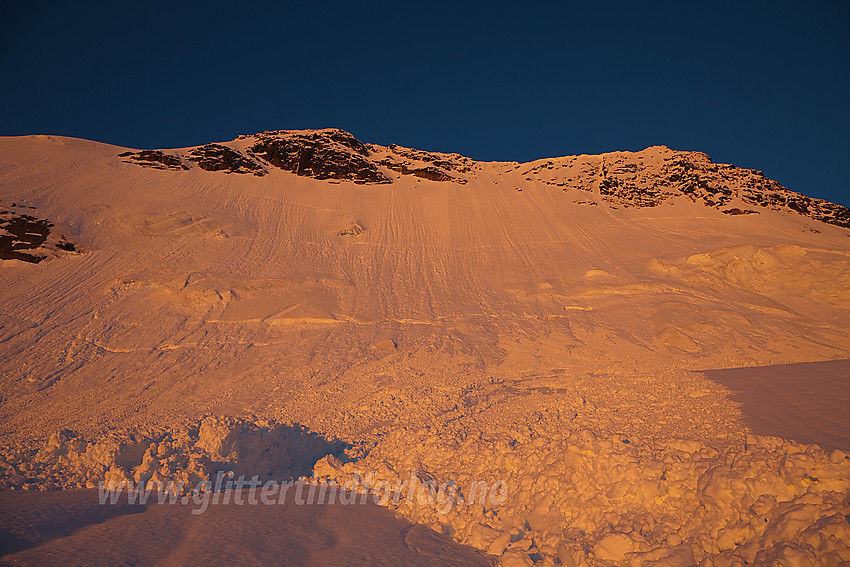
xmin=107 ymin=128 xmax=850 ymax=228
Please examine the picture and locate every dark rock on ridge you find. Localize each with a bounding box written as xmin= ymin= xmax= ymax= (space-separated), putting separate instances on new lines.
xmin=118 ymin=150 xmax=187 ymax=171
xmin=525 ymin=147 xmax=850 ymax=228
xmin=379 ymin=158 xmax=459 ymax=183
xmin=250 ymin=129 xmax=391 ymax=184
xmin=378 ymin=144 xmax=472 ymax=184
xmin=387 ymin=144 xmax=474 ymax=174
xmin=408 ymin=166 xmax=456 ymax=182
xmin=600 ymin=150 xmax=850 ymax=227
xmin=187 ymin=144 xmax=266 ymax=176
xmin=596 ymin=151 xmax=739 ymax=208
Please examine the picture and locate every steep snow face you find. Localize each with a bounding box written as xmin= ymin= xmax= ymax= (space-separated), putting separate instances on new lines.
xmin=0 ymin=131 xmax=849 ymax=566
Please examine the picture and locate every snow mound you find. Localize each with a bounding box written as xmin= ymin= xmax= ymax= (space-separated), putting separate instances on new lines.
xmin=649 ymin=244 xmax=850 ymax=306
xmin=0 ymin=417 xmax=344 ymax=492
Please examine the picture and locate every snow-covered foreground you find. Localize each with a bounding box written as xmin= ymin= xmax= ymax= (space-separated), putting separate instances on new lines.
xmin=1 ymin=130 xmax=849 ymax=565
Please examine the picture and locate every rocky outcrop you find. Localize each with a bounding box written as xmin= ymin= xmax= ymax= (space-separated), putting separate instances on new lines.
xmin=379 ymin=158 xmax=459 ymax=182
xmin=594 ymin=149 xmax=850 ymax=227
xmin=378 ymin=144 xmax=472 ymax=183
xmin=387 ymin=144 xmax=474 ymax=174
xmin=338 ymin=223 xmax=365 ymax=237
xmin=118 ymin=150 xmax=187 ymax=171
xmin=597 ymin=151 xmax=741 ymax=208
xmin=522 ymin=147 xmax=850 ymax=228
xmin=739 ymin=179 xmax=850 ymax=228
xmin=0 ymin=214 xmax=50 ymax=263
xmin=409 ymin=166 xmax=456 ymax=182
xmin=187 ymin=144 xmax=266 ymax=176
xmin=250 ymin=129 xmax=392 ymax=184
xmin=0 ymin=206 xmax=77 ymax=264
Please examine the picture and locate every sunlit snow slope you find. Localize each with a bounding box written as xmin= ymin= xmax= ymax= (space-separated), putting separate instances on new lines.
xmin=1 ymin=130 xmax=849 ymax=566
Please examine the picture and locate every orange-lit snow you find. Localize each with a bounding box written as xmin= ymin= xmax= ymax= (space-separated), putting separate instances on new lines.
xmin=1 ymin=132 xmax=848 ymax=566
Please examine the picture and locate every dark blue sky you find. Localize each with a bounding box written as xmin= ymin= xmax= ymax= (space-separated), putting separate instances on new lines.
xmin=2 ymin=1 xmax=848 ymax=205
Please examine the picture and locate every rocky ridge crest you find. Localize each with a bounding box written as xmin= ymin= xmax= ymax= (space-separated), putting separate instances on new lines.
xmin=117 ymin=129 xmax=850 ymax=229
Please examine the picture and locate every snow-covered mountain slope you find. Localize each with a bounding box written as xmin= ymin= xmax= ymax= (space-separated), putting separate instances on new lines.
xmin=1 ymin=130 xmax=849 ymax=566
